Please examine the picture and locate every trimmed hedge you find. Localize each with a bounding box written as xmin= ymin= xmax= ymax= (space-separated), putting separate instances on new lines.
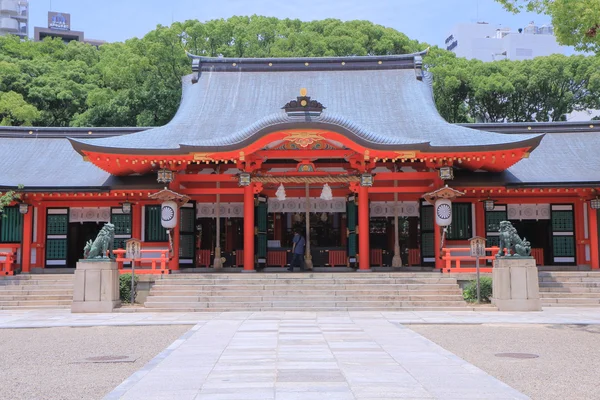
xmin=463 ymin=276 xmax=493 ymax=303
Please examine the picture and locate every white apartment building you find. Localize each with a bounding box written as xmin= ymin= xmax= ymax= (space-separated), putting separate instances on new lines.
xmin=0 ymin=0 xmax=28 ymax=38
xmin=445 ymin=21 xmax=564 ymax=61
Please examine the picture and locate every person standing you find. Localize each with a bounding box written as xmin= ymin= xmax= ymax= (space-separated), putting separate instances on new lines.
xmin=288 ymin=230 xmax=305 ymax=272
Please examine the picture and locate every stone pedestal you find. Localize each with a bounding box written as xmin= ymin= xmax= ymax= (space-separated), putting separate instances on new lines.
xmin=492 ymin=257 xmax=541 ymax=311
xmin=71 ymin=260 xmax=121 ymax=313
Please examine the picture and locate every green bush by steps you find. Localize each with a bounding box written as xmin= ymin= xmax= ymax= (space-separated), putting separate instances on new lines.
xmin=119 ymin=273 xmax=139 ymax=303
xmin=463 ymin=277 xmax=493 ymax=303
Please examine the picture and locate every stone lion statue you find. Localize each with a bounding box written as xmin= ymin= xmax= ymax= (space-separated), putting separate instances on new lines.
xmin=497 ymin=221 xmax=531 ymax=258
xmin=83 ymin=223 xmax=115 ymax=260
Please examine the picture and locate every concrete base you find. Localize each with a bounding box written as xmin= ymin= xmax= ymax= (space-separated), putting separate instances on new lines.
xmin=357 ymin=269 xmax=372 ymax=272
xmin=492 ymin=257 xmax=541 ymax=311
xmin=241 ymin=269 xmax=257 ymax=273
xmin=72 ymin=260 xmax=121 ymax=313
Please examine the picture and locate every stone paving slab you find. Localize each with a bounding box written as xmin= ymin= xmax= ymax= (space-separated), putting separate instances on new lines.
xmin=105 ymin=314 xmax=529 ymax=400
xmin=1 ymin=307 xmax=600 ymax=329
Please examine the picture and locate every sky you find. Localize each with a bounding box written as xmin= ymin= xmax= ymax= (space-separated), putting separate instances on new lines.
xmin=30 ymin=0 xmax=552 ymax=47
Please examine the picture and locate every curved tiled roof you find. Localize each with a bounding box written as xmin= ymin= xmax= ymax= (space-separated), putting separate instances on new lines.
xmin=70 ymin=53 xmax=541 ymax=154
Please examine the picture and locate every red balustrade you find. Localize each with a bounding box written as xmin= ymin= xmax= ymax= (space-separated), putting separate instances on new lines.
xmin=114 ymin=248 xmax=170 ymax=274
xmin=370 ymin=249 xmax=383 ymax=267
xmin=196 ymin=250 xmax=212 ymax=267
xmin=0 ymin=251 xmax=15 ymax=275
xmin=329 ymin=250 xmax=347 ymax=267
xmin=268 ymin=251 xmax=287 ymax=267
xmin=441 ymin=246 xmax=500 ymax=273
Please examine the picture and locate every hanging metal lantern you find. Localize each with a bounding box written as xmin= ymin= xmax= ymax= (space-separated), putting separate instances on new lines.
xmin=161 ymin=200 xmax=178 ymax=228
xmin=435 ymin=198 xmax=452 ymax=227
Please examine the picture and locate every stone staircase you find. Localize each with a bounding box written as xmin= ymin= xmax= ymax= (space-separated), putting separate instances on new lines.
xmin=539 ymin=271 xmax=600 ymax=307
xmin=144 ymin=272 xmax=492 ymax=311
xmin=0 ymin=275 xmax=73 ymax=310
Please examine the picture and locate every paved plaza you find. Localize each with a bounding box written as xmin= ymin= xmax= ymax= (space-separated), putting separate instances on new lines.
xmin=1 ymin=308 xmax=599 ymax=399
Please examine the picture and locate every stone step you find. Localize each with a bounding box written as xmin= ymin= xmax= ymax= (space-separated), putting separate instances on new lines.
xmin=0 ymin=274 xmax=74 ymax=280
xmin=0 ymin=295 xmax=73 ymax=301
xmin=539 ymin=277 xmax=600 ymax=283
xmin=0 ymin=300 xmax=72 ymax=307
xmin=0 ymin=305 xmax=71 ymax=310
xmin=539 ymin=282 xmax=600 ymax=288
xmin=148 ymin=289 xmax=463 ymax=297
xmin=151 ymin=284 xmax=461 ymax=292
xmin=154 ymin=277 xmax=458 ymax=285
xmin=542 ymin=303 xmax=600 ymax=307
xmin=539 ymin=298 xmax=600 ymax=305
xmin=161 ymin=272 xmax=446 ymax=279
xmin=126 ymin=305 xmax=496 ymax=312
xmin=538 ymin=271 xmax=600 ymax=277
xmin=0 ymin=289 xmax=74 ymax=295
xmin=540 ymin=292 xmax=600 ymax=298
xmin=145 ymin=294 xmax=465 ymax=303
xmin=0 ymin=280 xmax=73 ymax=287
xmin=539 ymin=286 xmax=600 ymax=293
xmin=144 ymin=299 xmax=469 ymax=308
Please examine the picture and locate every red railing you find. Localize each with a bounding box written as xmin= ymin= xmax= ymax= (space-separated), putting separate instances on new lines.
xmin=531 ymin=248 xmax=544 ymax=266
xmin=441 ymin=246 xmax=500 ymax=273
xmin=370 ymin=249 xmax=383 ymax=266
xmin=329 ymin=250 xmax=347 ymax=267
xmin=0 ymin=251 xmax=15 ymax=276
xmin=268 ymin=251 xmax=287 ymax=267
xmin=196 ymin=249 xmax=212 ymax=267
xmin=113 ymin=248 xmax=170 ymax=274
xmin=235 ymin=250 xmax=244 ymax=267
xmin=408 ymin=249 xmax=420 ymax=266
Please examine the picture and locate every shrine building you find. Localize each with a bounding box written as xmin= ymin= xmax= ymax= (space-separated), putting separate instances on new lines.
xmin=1 ymin=50 xmax=600 ymax=274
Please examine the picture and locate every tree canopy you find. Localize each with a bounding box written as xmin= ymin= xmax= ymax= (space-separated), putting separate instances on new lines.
xmin=0 ymin=15 xmax=598 ymax=127
xmin=495 ymin=0 xmax=600 ymax=53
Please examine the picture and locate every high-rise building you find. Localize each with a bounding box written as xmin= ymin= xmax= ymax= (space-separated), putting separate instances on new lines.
xmin=445 ymin=21 xmax=565 ymax=62
xmin=0 ymin=0 xmax=28 ymax=39
xmin=34 ymin=11 xmax=104 ymax=46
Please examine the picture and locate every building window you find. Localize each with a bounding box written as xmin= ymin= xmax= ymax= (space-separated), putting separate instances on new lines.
xmin=0 ymin=206 xmax=23 ymax=243
xmin=144 ymin=205 xmax=168 ymax=242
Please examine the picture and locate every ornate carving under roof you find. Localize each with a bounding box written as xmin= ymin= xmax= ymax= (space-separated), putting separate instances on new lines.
xmin=423 ymin=185 xmax=465 ymax=204
xmin=148 ymin=189 xmax=190 ymax=206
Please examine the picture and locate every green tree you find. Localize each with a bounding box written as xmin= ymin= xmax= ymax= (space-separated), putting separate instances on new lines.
xmin=0 ymin=91 xmax=40 ymax=125
xmin=495 ymin=0 xmax=600 ymax=52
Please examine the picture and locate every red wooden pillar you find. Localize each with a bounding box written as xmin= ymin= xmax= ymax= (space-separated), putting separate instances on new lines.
xmin=132 ymin=203 xmax=142 ymax=240
xmin=475 ymin=200 xmax=486 ymax=237
xmin=358 ymin=185 xmax=370 ymax=271
xmin=21 ymin=208 xmax=33 ymax=273
xmin=434 ymin=221 xmax=442 ymax=270
xmin=575 ymin=200 xmax=586 ymax=265
xmin=589 ymin=204 xmax=599 ymax=270
xmin=243 ymin=184 xmax=255 ymax=272
xmin=169 ymin=220 xmax=180 ymax=271
xmin=37 ymin=205 xmax=46 ymax=268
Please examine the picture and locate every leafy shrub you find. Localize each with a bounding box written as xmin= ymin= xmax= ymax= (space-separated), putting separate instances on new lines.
xmin=463 ymin=277 xmax=493 ymax=303
xmin=120 ymin=273 xmax=139 ymax=303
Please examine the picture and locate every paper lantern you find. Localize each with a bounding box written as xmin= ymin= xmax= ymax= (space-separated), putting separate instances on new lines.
xmin=161 ymin=201 xmax=177 ymax=228
xmin=435 ymin=198 xmax=452 ymax=227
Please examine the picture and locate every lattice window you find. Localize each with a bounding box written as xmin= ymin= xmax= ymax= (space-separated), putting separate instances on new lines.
xmin=179 ymin=234 xmax=195 ymax=258
xmin=422 ymin=232 xmax=434 ymax=257
xmin=111 ymin=213 xmax=132 ymax=235
xmin=447 ymin=203 xmax=471 ymax=240
xmin=256 ymin=201 xmax=268 ymax=258
xmin=0 ymin=206 xmax=22 ymax=243
xmin=486 ymin=236 xmax=500 ymax=248
xmin=551 ymin=211 xmax=574 ymax=232
xmin=46 ymin=239 xmax=67 ymax=260
xmin=145 ymin=206 xmax=168 ymax=242
xmin=421 ymin=206 xmax=433 ymax=230
xmin=47 ymin=214 xmax=68 ymax=235
xmin=553 ymin=237 xmax=575 ymax=257
xmin=113 ymin=238 xmax=127 ymax=251
xmin=486 ymin=211 xmax=507 ymax=233
xmin=179 ymin=208 xmax=195 ymax=233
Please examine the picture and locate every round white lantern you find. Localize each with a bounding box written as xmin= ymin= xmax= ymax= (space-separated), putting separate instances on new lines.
xmin=435 ymin=198 xmax=452 ymax=227
xmin=161 ymin=201 xmax=177 ymax=229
